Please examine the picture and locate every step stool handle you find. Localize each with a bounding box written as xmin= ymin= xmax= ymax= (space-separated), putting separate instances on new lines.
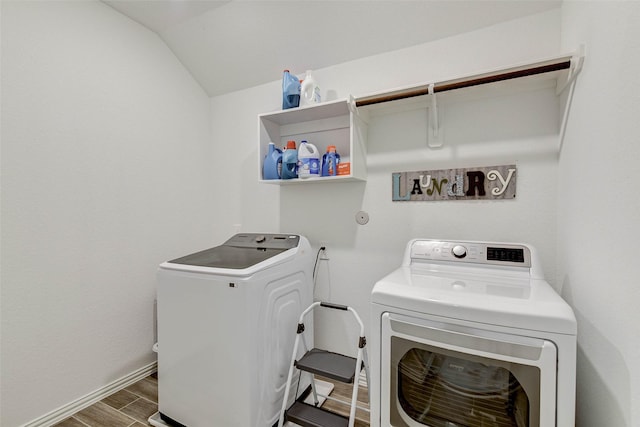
xmin=320 ymin=301 xmax=348 ymax=311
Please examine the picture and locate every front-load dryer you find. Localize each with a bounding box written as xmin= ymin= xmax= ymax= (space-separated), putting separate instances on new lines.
xmin=152 ymin=233 xmax=313 ymax=427
xmin=370 ymin=239 xmax=576 ymax=427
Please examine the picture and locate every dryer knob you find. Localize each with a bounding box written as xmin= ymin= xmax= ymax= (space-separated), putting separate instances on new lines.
xmin=452 ymin=245 xmax=467 ymax=258
xmin=255 ymin=235 xmax=266 ymax=243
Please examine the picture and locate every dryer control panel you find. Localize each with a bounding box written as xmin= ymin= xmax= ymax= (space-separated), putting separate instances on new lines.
xmin=409 ymin=240 xmax=531 ymax=268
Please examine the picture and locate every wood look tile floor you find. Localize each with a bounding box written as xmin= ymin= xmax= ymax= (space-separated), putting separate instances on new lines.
xmin=53 ymin=372 xmax=370 ymax=427
xmin=315 ymin=375 xmax=370 ymax=427
xmin=53 ymin=374 xmax=158 ymax=427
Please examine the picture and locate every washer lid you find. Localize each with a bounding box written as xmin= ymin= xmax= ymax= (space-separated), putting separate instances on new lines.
xmin=167 ymin=233 xmax=300 ymax=270
xmin=372 ymin=267 xmax=576 ymax=335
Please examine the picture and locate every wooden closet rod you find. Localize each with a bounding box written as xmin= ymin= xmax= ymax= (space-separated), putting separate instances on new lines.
xmin=355 ymin=60 xmax=572 ymax=108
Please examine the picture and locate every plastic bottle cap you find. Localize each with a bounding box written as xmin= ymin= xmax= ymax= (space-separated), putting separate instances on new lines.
xmin=283 ymin=69 xmax=290 ymax=72
xmin=327 ymin=145 xmax=336 ymax=153
xmin=286 ymin=140 xmax=296 ymax=149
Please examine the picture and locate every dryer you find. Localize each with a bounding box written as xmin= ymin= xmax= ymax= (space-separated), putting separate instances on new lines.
xmin=370 ymin=239 xmax=576 ymax=427
xmin=152 ymin=233 xmax=313 ymax=427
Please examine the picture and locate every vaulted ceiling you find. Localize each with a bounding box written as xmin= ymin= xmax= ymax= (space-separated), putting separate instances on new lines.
xmin=102 ymin=1 xmax=561 ymax=97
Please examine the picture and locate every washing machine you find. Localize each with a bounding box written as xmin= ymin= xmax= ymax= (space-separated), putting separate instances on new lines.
xmin=370 ymin=239 xmax=577 ymax=427
xmin=151 ymin=233 xmax=314 ymax=427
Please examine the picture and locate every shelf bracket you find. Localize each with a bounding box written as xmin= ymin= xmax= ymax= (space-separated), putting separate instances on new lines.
xmin=558 ymin=45 xmax=586 ymax=153
xmin=348 ymin=94 xmax=358 ymax=115
xmin=427 ymin=83 xmax=443 ymax=148
xmin=349 ymin=94 xmax=369 ymax=125
xmin=556 ymin=45 xmax=585 ymax=96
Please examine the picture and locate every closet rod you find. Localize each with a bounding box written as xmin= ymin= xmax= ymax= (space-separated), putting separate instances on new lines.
xmin=355 ymin=60 xmax=571 ymax=108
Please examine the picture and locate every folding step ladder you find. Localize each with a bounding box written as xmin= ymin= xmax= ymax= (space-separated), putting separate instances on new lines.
xmin=278 ymin=302 xmax=370 ymax=427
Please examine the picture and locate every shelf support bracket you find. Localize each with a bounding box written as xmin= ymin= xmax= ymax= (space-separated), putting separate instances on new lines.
xmin=558 ymin=45 xmax=586 ymax=153
xmin=349 ymin=94 xmax=369 ymax=125
xmin=427 ymin=83 xmax=443 ymax=148
xmin=348 ymin=94 xmax=358 ymax=115
xmin=556 ymin=45 xmax=585 ymax=96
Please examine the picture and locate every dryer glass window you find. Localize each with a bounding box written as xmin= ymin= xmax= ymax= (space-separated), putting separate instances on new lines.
xmin=391 ymin=337 xmax=540 ymax=427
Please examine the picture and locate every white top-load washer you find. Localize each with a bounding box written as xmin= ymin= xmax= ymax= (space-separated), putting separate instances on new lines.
xmin=370 ymin=239 xmax=576 ymax=427
xmin=153 ymin=233 xmax=313 ymax=427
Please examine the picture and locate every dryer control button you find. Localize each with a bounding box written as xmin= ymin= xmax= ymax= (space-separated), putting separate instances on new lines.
xmin=452 ymin=245 xmax=467 ymax=258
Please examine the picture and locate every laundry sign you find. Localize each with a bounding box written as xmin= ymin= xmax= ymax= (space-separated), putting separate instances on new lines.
xmin=392 ymin=165 xmax=516 ymax=201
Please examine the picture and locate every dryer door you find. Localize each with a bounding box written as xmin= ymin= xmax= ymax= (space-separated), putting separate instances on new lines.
xmin=381 ymin=313 xmax=557 ymax=427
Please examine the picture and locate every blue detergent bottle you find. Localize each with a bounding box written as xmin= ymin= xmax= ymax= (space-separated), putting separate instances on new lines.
xmin=262 ymin=142 xmax=282 ymax=180
xmin=321 ymin=145 xmax=341 ymax=176
xmin=282 ymin=70 xmax=300 ymax=110
xmin=281 ymin=140 xmax=298 ymax=179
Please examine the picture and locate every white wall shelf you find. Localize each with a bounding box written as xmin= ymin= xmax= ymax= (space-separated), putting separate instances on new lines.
xmin=353 ymin=50 xmax=584 ymax=148
xmin=258 ymin=50 xmax=583 ymax=183
xmin=354 ymin=52 xmax=580 ymax=108
xmin=258 ymin=98 xmax=367 ymax=184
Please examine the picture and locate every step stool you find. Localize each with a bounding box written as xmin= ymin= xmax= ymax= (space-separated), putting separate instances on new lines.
xmin=278 ymin=302 xmax=370 ymax=427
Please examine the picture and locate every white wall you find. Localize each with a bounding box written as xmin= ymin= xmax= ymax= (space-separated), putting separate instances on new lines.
xmin=211 ymin=5 xmax=640 ymax=426
xmin=0 ymin=1 xmax=214 ymax=426
xmin=559 ymin=2 xmax=640 ymax=426
xmin=8 ymin=3 xmax=636 ymax=426
xmin=211 ymin=9 xmax=563 ymax=354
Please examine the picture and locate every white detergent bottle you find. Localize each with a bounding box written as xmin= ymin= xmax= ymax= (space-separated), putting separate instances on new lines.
xmin=300 ymin=70 xmax=320 ymax=107
xmin=297 ymin=140 xmax=320 ymax=178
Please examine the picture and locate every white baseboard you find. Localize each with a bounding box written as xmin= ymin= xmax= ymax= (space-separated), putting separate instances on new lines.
xmin=21 ymin=361 xmax=157 ymax=427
